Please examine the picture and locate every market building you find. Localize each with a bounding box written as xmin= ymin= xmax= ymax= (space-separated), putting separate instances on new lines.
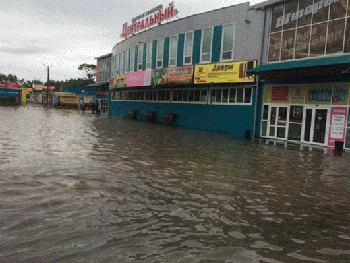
xmin=106 ymin=2 xmax=265 ymax=138
xmin=0 ymin=82 xmax=21 ymax=105
xmin=248 ymin=0 xmax=350 ymax=149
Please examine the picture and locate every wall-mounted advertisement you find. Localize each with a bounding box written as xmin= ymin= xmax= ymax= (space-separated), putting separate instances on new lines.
xmin=125 ymin=69 xmax=153 ymax=87
xmin=328 ymin=107 xmax=347 ymax=147
xmin=268 ymin=0 xmax=350 ymax=62
xmin=109 ymin=75 xmax=126 ymax=90
xmin=120 ymin=3 xmax=179 ymax=39
xmin=0 ymin=82 xmax=20 ymax=90
xmin=194 ymin=61 xmax=256 ymax=84
xmin=33 ymin=84 xmax=55 ymax=91
xmin=154 ymin=66 xmax=193 ymax=86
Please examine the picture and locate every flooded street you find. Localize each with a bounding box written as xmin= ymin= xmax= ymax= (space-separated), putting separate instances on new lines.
xmin=0 ymin=105 xmax=349 ymax=263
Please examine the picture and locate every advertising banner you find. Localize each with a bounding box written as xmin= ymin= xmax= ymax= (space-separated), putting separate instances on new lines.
xmin=154 ymin=66 xmax=193 ymax=86
xmin=125 ymin=69 xmax=153 ymax=87
xmin=0 ymin=88 xmax=20 ymax=97
xmin=194 ymin=61 xmax=256 ymax=84
xmin=268 ymin=0 xmax=349 ymax=62
xmin=33 ymin=84 xmax=55 ymax=91
xmin=109 ymin=75 xmax=126 ymax=90
xmin=271 ymin=86 xmax=289 ymax=101
xmin=0 ymin=82 xmax=20 ymax=90
xmin=60 ymin=96 xmax=78 ymax=104
xmin=328 ymin=107 xmax=347 ymax=147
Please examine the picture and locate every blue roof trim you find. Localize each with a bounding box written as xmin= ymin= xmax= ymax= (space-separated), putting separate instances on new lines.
xmin=247 ymin=55 xmax=350 ymax=74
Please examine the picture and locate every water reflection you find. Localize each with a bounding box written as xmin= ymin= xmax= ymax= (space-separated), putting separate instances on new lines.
xmin=0 ymin=105 xmax=349 ymax=262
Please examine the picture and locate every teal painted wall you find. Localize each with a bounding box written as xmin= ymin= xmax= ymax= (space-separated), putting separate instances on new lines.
xmin=109 ymin=88 xmax=257 ymax=138
xmin=177 ymin=34 xmax=185 ymax=67
xmin=133 ymin=47 xmax=137 ymax=72
xmin=163 ymin=37 xmax=170 ymax=68
xmin=142 ymin=43 xmax=147 ymax=70
xmin=193 ymin=30 xmax=201 ymax=64
xmin=152 ymin=40 xmax=157 ymax=69
xmin=212 ymin=26 xmax=222 ymax=63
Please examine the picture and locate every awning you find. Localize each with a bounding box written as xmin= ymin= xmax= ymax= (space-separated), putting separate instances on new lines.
xmin=247 ymin=55 xmax=350 ymax=74
xmin=86 ymin=81 xmax=109 ymax=87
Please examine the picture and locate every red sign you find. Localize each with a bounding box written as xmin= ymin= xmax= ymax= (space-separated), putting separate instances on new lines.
xmin=33 ymin=84 xmax=55 ymax=91
xmin=0 ymin=82 xmax=20 ymax=89
xmin=272 ymin=86 xmax=289 ymax=101
xmin=121 ymin=3 xmax=178 ymax=39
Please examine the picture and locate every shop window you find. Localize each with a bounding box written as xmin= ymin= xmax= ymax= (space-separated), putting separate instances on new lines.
xmin=261 ymin=105 xmax=269 ymax=137
xmin=138 ymin=44 xmax=143 ymax=70
xmin=229 ymin=88 xmax=236 ymax=103
xmin=183 ymin=90 xmax=189 ymax=101
xmin=200 ymin=90 xmax=207 ymax=102
xmin=201 ymin=28 xmax=213 ymax=63
xmin=221 ymin=24 xmax=235 ymax=61
xmin=216 ymin=89 xmax=222 ymax=102
xmin=244 ymin=88 xmax=252 ymax=103
xmin=188 ymin=89 xmax=194 ymax=101
xmin=236 ymin=88 xmax=244 ymax=103
xmin=222 ymin=88 xmax=229 ymax=103
xmin=345 ymin=108 xmax=350 ymax=148
xmin=146 ymin=42 xmax=152 ymax=69
xmin=130 ymin=47 xmax=135 ymax=72
xmin=169 ymin=35 xmax=178 ymax=67
xmin=123 ymin=50 xmax=128 ymax=74
xmin=194 ymin=90 xmax=200 ymax=102
xmin=184 ymin=31 xmax=193 ymax=65
xmin=157 ymin=39 xmax=164 ymax=68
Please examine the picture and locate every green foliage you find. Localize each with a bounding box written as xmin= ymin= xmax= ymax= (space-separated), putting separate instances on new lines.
xmin=0 ymin=72 xmax=94 ymax=90
xmin=78 ymin=63 xmax=97 ymax=81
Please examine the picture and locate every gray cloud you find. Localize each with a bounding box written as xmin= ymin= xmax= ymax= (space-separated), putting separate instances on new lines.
xmin=0 ymin=46 xmax=49 ymax=55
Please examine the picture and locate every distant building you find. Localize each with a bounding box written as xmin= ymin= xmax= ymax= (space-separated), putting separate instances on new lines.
xmin=0 ymin=82 xmax=21 ymax=105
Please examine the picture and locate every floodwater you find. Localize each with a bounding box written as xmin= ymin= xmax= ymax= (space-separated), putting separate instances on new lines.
xmin=0 ymin=104 xmax=349 ymax=263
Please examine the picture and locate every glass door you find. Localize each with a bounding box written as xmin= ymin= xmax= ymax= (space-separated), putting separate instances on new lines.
xmin=302 ymin=107 xmax=329 ymax=145
xmin=268 ymin=106 xmax=288 ymax=139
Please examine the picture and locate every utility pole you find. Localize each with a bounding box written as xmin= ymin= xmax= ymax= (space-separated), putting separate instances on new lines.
xmin=43 ymin=64 xmax=50 ymax=105
xmin=46 ymin=66 xmax=49 ymax=106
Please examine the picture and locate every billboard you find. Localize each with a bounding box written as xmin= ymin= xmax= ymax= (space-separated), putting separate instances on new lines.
xmin=125 ymin=69 xmax=153 ymax=87
xmin=0 ymin=82 xmax=20 ymax=89
xmin=154 ymin=66 xmax=193 ymax=86
xmin=33 ymin=84 xmax=55 ymax=91
xmin=109 ymin=75 xmax=126 ymax=90
xmin=194 ymin=61 xmax=256 ymax=84
xmin=268 ymin=0 xmax=350 ymax=62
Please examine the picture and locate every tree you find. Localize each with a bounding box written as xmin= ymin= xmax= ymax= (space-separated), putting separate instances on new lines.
xmin=78 ymin=64 xmax=96 ymax=81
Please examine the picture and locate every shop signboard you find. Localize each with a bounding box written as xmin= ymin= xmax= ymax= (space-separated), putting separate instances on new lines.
xmin=121 ymin=3 xmax=179 ymax=39
xmin=33 ymin=84 xmax=55 ymax=91
xmin=153 ymin=66 xmax=193 ymax=86
xmin=271 ymin=86 xmax=289 ymax=101
xmin=194 ymin=61 xmax=256 ymax=84
xmin=290 ymin=86 xmax=304 ymax=103
xmin=268 ymin=0 xmax=350 ymax=62
xmin=0 ymin=88 xmax=20 ymax=97
xmin=109 ymin=75 xmax=126 ymax=90
xmin=125 ymin=69 xmax=153 ymax=87
xmin=60 ymin=96 xmax=78 ymax=104
xmin=328 ymin=107 xmax=347 ymax=147
xmin=0 ymin=82 xmax=20 ymax=90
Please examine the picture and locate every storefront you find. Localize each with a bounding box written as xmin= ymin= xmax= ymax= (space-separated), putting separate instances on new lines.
xmin=260 ymin=82 xmax=350 ymax=148
xmin=248 ymin=0 xmax=350 ymax=149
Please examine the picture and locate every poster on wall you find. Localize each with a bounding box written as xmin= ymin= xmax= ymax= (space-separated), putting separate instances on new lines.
xmin=154 ymin=66 xmax=193 ymax=86
xmin=194 ymin=61 xmax=256 ymax=84
xmin=125 ymin=69 xmax=153 ymax=87
xmin=290 ymin=86 xmax=304 ymax=102
xmin=328 ymin=107 xmax=347 ymax=147
xmin=268 ymin=0 xmax=349 ymax=62
xmin=271 ymin=86 xmax=289 ymax=102
xmin=109 ymin=75 xmax=126 ymax=90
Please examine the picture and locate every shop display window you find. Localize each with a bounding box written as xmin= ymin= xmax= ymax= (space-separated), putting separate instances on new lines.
xmin=268 ymin=0 xmax=349 ymax=62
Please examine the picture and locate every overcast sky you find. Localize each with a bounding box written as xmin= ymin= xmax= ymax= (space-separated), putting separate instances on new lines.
xmin=1 ymin=0 xmax=264 ymax=82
